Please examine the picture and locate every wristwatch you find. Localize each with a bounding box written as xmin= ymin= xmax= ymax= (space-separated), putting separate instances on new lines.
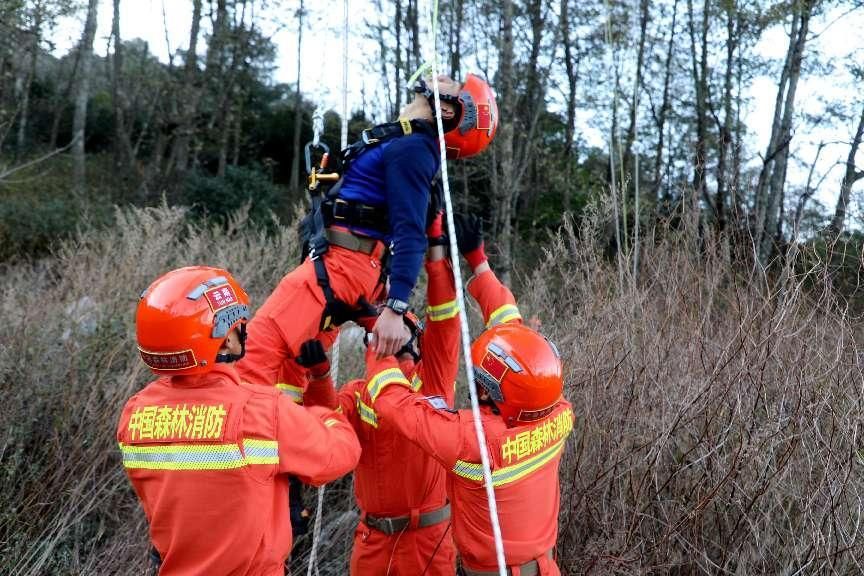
xmin=385 ymin=297 xmax=410 ymax=315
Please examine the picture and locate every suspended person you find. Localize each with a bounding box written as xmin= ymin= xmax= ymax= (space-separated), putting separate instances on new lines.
xmin=117 ymin=266 xmax=361 ymax=576
xmin=356 ymin=215 xmax=574 ymax=576
xmin=307 ymin=209 xmax=460 ymax=575
xmin=236 ymin=73 xmax=498 ymax=390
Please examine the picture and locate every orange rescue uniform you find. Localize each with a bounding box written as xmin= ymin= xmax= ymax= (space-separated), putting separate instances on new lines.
xmin=337 ymin=258 xmax=461 ymax=575
xmin=237 ymin=241 xmax=386 ymax=388
xmin=358 ymin=269 xmax=573 ymax=575
xmin=117 ymin=364 xmax=361 ymax=575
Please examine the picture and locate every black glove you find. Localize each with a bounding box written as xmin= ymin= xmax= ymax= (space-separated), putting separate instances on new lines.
xmin=296 ymin=339 xmax=328 ymax=368
xmin=453 ymin=213 xmax=484 ymax=255
xmin=324 ymin=296 xmax=378 ymax=329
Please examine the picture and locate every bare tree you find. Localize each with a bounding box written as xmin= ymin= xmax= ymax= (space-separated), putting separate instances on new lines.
xmin=754 ymin=0 xmax=814 ymax=261
xmin=289 ymin=0 xmax=304 ymax=192
xmin=827 ymin=102 xmax=864 ymax=236
xmin=72 ymin=0 xmax=99 ymax=196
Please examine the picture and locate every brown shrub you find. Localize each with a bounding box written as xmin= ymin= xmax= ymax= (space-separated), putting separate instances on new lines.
xmin=2 ymin=203 xmax=863 ymax=575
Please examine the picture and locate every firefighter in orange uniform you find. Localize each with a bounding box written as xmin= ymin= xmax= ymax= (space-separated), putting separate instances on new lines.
xmin=329 ymin=210 xmax=461 ymax=575
xmin=117 ymin=266 xmax=361 ymax=575
xmin=358 ymin=215 xmax=573 ymax=576
xmin=236 ymin=74 xmax=498 ymax=389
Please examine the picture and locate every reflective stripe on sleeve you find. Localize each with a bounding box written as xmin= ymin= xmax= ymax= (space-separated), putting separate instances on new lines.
xmin=275 ymin=383 xmax=304 ymax=404
xmin=242 ymin=439 xmax=279 ymax=464
xmin=119 ymin=439 xmax=279 ymax=470
xmin=355 ymin=392 xmax=378 ymax=428
xmin=486 ymin=304 xmax=522 ymax=328
xmin=426 ymin=299 xmax=459 ymax=321
xmin=451 ymin=437 xmax=568 ymax=487
xmin=366 ymin=368 xmax=410 ymax=402
xmin=410 ymin=374 xmax=423 ymax=392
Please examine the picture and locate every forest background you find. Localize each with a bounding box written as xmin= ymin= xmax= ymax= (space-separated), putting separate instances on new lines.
xmin=3 ymin=0 xmax=864 ymax=574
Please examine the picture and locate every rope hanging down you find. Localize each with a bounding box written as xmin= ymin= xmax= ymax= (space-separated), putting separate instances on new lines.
xmin=426 ymin=0 xmax=508 ymax=574
xmin=306 ymin=2 xmax=350 ymax=574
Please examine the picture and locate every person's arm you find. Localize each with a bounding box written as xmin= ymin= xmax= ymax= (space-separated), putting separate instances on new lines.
xmin=295 ymin=339 xmax=338 ymax=409
xmin=373 ymin=135 xmax=439 ymax=356
xmin=455 ymin=213 xmax=523 ymax=328
xmin=417 ymin=256 xmax=460 ymax=404
xmin=276 ymin=396 xmax=360 ymax=486
xmin=362 ymin=350 xmax=478 ymax=469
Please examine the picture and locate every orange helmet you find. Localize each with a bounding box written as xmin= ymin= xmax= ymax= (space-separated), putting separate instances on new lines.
xmin=471 ymin=323 xmax=563 ymax=427
xmin=443 ymin=74 xmax=498 ymax=159
xmin=136 ymin=266 xmax=250 ymax=376
xmin=414 ymin=73 xmax=498 ymax=159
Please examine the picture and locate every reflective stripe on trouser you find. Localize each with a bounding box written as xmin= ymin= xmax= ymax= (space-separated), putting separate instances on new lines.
xmin=351 ymin=517 xmax=455 ymax=576
xmin=458 ymin=549 xmax=555 ymax=576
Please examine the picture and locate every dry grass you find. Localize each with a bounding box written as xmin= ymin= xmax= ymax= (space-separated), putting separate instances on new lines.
xmin=2 ymin=203 xmax=864 ymax=574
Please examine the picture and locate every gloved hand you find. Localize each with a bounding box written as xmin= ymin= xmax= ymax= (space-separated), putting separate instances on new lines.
xmin=453 ymin=213 xmax=487 ymax=269
xmin=426 ymin=208 xmax=448 ymax=246
xmin=326 ymin=296 xmax=378 ymax=330
xmin=296 ymin=339 xmax=330 ymax=379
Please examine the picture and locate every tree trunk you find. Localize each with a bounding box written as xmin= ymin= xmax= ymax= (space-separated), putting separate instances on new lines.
xmin=492 ymin=0 xmax=515 ymax=284
xmin=170 ymin=0 xmax=203 ymax=175
xmin=623 ymin=0 xmax=648 ymax=178
xmin=560 ymin=0 xmax=580 ymax=211
xmin=289 ymin=0 xmax=304 ymax=192
xmin=17 ymin=8 xmax=41 ymax=152
xmin=72 ymin=0 xmax=99 ymax=197
xmin=687 ymin=0 xmax=710 ymax=210
xmin=828 ymin=103 xmax=864 ymax=236
xmin=111 ymin=0 xmax=136 ymax=176
xmin=757 ymin=1 xmax=812 ymax=260
xmin=652 ymin=0 xmax=679 ymax=205
xmin=714 ymin=0 xmax=738 ymax=231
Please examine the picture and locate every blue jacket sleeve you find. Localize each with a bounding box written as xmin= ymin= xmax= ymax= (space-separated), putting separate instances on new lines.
xmin=383 ymin=133 xmax=439 ymax=301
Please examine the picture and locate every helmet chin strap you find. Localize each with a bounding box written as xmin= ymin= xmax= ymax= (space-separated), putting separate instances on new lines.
xmin=216 ymin=323 xmax=247 ymax=364
xmin=412 ymin=77 xmax=461 ymax=133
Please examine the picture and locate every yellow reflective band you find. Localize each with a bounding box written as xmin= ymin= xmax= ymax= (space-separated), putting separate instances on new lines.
xmin=451 ymin=436 xmax=569 ymax=487
xmin=243 ymin=438 xmax=279 ymax=464
xmin=324 ymin=418 xmax=339 ymax=428
xmin=119 ymin=439 xmax=279 ymax=470
xmin=486 ymin=304 xmax=522 ymax=328
xmin=410 ymin=374 xmax=423 ymax=392
xmin=275 ymin=383 xmax=304 ymax=403
xmin=426 ymin=299 xmax=459 ymax=321
xmin=355 ymin=392 xmax=378 ymax=428
xmin=366 ymin=368 xmax=410 ymax=402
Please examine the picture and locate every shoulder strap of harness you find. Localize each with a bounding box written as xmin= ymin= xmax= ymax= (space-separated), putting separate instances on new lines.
xmin=340 ymin=118 xmax=435 ymax=174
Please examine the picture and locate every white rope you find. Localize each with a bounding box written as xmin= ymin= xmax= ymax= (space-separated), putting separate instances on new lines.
xmin=427 ymin=1 xmax=508 ymax=574
xmin=306 ymin=2 xmax=350 ymax=573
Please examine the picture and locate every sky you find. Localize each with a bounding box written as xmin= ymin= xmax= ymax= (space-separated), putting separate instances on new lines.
xmin=52 ymin=0 xmax=864 ymax=220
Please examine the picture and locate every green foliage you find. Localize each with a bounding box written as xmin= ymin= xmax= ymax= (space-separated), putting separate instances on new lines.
xmin=183 ymin=165 xmax=288 ymax=228
xmin=0 ymin=155 xmax=115 ymax=262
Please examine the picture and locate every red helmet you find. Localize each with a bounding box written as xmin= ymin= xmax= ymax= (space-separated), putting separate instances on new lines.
xmin=443 ymin=74 xmax=498 ymax=159
xmin=136 ymin=266 xmax=250 ymax=376
xmin=471 ymin=323 xmax=563 ymax=427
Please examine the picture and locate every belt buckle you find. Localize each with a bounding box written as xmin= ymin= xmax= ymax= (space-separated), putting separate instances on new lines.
xmin=333 ymin=198 xmax=348 ymax=220
xmin=361 ymin=129 xmax=379 ymax=145
xmin=382 ymin=517 xmax=397 ymax=533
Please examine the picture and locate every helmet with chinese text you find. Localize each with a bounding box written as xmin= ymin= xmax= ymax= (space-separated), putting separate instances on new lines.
xmin=471 ymin=323 xmax=563 ymax=427
xmin=136 ymin=266 xmax=250 ymax=376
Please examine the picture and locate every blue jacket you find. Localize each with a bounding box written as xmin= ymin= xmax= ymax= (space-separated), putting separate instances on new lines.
xmin=337 ymin=129 xmax=439 ymax=302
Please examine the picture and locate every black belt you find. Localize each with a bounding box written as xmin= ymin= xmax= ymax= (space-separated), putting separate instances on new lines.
xmin=459 ymin=549 xmax=554 ymax=576
xmin=363 ymin=503 xmax=451 ymax=534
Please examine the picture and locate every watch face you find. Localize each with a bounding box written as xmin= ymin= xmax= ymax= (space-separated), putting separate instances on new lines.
xmin=387 ymin=298 xmax=409 ymax=314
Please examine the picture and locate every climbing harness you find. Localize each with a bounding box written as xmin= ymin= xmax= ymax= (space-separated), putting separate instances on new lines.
xmin=426 ymin=0 xmax=508 ymax=573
